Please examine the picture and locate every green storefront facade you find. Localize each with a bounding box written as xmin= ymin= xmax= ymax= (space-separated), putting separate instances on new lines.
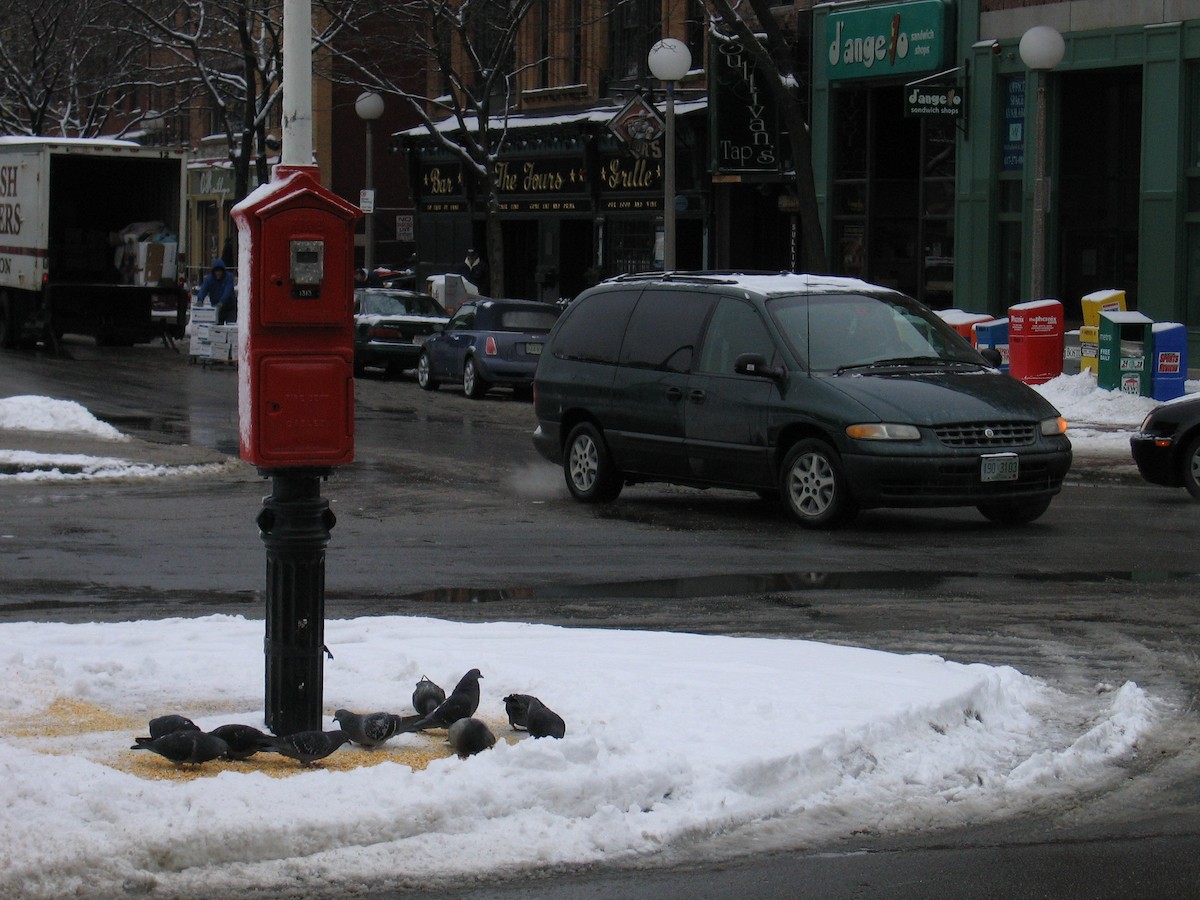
xmin=811 ymin=0 xmax=1200 ymax=359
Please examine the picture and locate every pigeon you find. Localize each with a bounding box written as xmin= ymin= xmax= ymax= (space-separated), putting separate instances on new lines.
xmin=502 ymin=693 xmax=536 ymax=730
xmin=333 ymin=709 xmax=416 ymax=748
xmin=259 ymin=729 xmax=351 ymax=766
xmin=398 ymin=668 xmax=483 ymax=732
xmin=208 ymin=723 xmax=270 ymax=761
xmin=446 ymin=717 xmax=496 ymax=758
xmin=132 ymin=730 xmax=229 ymax=765
xmin=146 ymin=714 xmax=200 ymax=740
xmin=412 ymin=675 xmax=446 ymax=717
xmin=525 ymin=697 xmax=566 ymax=739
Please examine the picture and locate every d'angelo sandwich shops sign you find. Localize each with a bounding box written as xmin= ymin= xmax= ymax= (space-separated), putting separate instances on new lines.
xmin=823 ymin=0 xmax=951 ymax=82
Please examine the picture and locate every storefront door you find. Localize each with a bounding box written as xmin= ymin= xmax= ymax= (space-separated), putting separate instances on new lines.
xmin=831 ymin=85 xmax=956 ymax=308
xmin=1056 ymin=68 xmax=1142 ymax=321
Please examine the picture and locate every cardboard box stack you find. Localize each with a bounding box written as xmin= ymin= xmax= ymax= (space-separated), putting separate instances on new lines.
xmin=190 ymin=303 xmax=217 ymax=361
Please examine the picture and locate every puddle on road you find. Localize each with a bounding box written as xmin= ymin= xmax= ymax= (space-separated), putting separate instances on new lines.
xmin=396 ymin=569 xmax=1200 ymax=604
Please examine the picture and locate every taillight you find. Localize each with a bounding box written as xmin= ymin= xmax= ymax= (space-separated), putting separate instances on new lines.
xmin=485 ymin=336 xmax=497 ymax=355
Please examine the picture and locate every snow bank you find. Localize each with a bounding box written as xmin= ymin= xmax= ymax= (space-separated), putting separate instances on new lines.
xmin=0 ymin=615 xmax=1158 ymax=898
xmin=0 ymin=396 xmax=127 ymax=441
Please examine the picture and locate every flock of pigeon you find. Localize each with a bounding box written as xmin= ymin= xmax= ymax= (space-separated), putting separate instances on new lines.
xmin=129 ymin=668 xmax=566 ymax=767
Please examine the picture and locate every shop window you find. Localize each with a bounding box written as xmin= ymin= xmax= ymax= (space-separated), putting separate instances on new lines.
xmin=831 ymin=86 xmax=955 ymax=307
xmin=608 ymin=220 xmax=658 ymax=276
xmin=1185 ymin=63 xmax=1200 ymax=326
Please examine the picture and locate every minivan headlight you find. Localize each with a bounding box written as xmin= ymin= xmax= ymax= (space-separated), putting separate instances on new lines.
xmin=1040 ymin=416 xmax=1068 ymax=436
xmin=846 ymin=423 xmax=921 ymax=441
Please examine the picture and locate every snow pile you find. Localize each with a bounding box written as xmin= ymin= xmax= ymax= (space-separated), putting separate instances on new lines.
xmin=0 ymin=450 xmax=222 ymax=482
xmin=0 ymin=395 xmax=127 ymax=441
xmin=1032 ymin=372 xmax=1185 ymax=455
xmin=0 ymin=615 xmax=1158 ymax=898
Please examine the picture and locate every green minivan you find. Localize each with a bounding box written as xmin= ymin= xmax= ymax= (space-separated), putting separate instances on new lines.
xmin=532 ymin=272 xmax=1072 ymax=528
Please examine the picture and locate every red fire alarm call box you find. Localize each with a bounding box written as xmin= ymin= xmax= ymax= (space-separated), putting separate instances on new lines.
xmin=231 ymin=166 xmax=362 ymax=468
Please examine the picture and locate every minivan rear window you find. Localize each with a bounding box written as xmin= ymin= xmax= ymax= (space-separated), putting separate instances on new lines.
xmin=552 ymin=289 xmax=640 ymax=364
xmin=619 ymin=289 xmax=716 ymax=373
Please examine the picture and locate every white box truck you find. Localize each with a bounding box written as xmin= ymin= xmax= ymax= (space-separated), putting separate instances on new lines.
xmin=0 ymin=136 xmax=189 ymax=348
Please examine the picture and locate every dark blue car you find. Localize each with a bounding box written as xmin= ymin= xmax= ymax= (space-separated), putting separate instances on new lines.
xmin=417 ymin=298 xmax=560 ymax=399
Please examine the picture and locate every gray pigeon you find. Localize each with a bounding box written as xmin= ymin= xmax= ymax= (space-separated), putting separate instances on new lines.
xmin=132 ymin=730 xmax=229 ymax=765
xmin=259 ymin=729 xmax=351 ymax=766
xmin=399 ymin=668 xmax=483 ymax=732
xmin=208 ymin=723 xmax=270 ymax=761
xmin=146 ymin=714 xmax=200 ymax=740
xmin=412 ymin=676 xmax=446 ymax=717
xmin=333 ymin=709 xmax=416 ymax=748
xmin=525 ymin=697 xmax=566 ymax=739
xmin=502 ymin=693 xmax=536 ymax=730
xmin=447 ymin=717 xmax=496 ymax=758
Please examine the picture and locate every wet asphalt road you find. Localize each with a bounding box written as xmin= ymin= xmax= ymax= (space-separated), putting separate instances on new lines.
xmin=1 ymin=338 xmax=1199 ymax=898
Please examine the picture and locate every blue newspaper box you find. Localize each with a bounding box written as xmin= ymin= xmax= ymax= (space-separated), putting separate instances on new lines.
xmin=1151 ymin=322 xmax=1188 ymax=401
xmin=973 ymin=317 xmax=1009 ymax=372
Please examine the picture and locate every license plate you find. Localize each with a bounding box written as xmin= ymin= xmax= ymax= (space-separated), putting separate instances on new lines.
xmin=526 ymin=342 xmax=543 ymax=355
xmin=981 ymin=453 xmax=1019 ymax=482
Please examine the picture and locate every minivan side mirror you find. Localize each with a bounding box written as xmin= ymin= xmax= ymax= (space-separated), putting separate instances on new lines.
xmin=979 ymin=347 xmax=1003 ymax=367
xmin=734 ymin=352 xmax=784 ymax=382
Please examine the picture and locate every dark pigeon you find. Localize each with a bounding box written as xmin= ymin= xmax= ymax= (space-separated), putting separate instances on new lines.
xmin=502 ymin=693 xmax=536 ymax=730
xmin=399 ymin=668 xmax=483 ymax=733
xmin=525 ymin=697 xmax=566 ymax=739
xmin=333 ymin=709 xmax=415 ymax=748
xmin=259 ymin=729 xmax=351 ymax=766
xmin=146 ymin=714 xmax=200 ymax=740
xmin=208 ymin=723 xmax=270 ymax=761
xmin=412 ymin=676 xmax=446 ymax=717
xmin=447 ymin=717 xmax=496 ymax=758
xmin=132 ymin=730 xmax=229 ymax=765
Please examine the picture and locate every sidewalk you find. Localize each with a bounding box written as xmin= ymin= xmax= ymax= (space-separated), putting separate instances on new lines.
xmin=1 ymin=424 xmax=1142 ymax=483
xmin=0 ymin=427 xmax=234 ymax=474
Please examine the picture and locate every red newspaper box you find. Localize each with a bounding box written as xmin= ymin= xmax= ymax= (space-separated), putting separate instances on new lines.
xmin=231 ymin=166 xmax=362 ymax=468
xmin=1007 ymin=299 xmax=1063 ymax=385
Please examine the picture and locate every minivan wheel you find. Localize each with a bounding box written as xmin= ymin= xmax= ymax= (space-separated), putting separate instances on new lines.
xmin=564 ymin=423 xmax=623 ymax=503
xmin=780 ymin=439 xmax=858 ymax=528
xmin=463 ymin=357 xmax=490 ymax=399
xmin=417 ymin=352 xmax=439 ymax=391
xmin=976 ymin=495 xmax=1052 ymax=525
xmin=1183 ymin=434 xmax=1200 ymax=501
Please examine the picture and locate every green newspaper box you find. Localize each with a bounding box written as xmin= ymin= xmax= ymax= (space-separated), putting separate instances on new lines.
xmin=1097 ymin=310 xmax=1153 ymax=395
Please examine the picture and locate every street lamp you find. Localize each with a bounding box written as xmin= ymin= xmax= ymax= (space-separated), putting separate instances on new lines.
xmin=355 ymin=91 xmax=385 ymax=274
xmin=1019 ymin=25 xmax=1064 ymax=300
xmin=647 ymin=38 xmax=691 ymax=271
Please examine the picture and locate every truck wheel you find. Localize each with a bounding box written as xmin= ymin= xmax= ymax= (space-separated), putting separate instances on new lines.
xmin=976 ymin=495 xmax=1052 ymax=525
xmin=779 ymin=439 xmax=858 ymax=528
xmin=417 ymin=352 xmax=439 ymax=391
xmin=564 ymin=422 xmax=623 ymax=503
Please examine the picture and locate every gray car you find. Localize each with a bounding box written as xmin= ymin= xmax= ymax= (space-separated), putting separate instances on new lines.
xmin=353 ymin=288 xmax=449 ymax=378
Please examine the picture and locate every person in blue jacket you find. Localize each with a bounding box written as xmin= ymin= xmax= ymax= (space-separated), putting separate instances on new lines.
xmin=196 ymin=258 xmax=236 ymax=324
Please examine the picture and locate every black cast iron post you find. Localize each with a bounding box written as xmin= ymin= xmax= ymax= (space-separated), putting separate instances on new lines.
xmin=257 ymin=468 xmax=335 ymax=736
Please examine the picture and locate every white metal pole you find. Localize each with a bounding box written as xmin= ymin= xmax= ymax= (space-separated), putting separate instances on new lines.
xmin=280 ymin=0 xmax=313 ymax=168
